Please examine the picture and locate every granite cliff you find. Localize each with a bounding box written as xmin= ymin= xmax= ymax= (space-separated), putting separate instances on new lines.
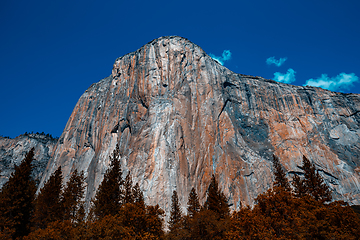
xmin=38 ymin=36 xmax=360 ymax=215
xmin=0 ymin=133 xmax=57 ymax=188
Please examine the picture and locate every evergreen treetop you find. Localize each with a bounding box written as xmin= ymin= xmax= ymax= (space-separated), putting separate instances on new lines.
xmin=32 ymin=165 xmax=63 ymax=229
xmin=187 ymin=187 xmax=201 ymax=218
xmin=272 ymin=155 xmax=291 ymax=192
xmin=61 ymin=169 xmax=86 ymax=222
xmin=133 ymin=182 xmax=145 ymax=206
xmin=92 ymin=143 xmax=123 ymax=219
xmin=204 ymin=174 xmax=229 ymax=220
xmin=0 ymin=148 xmax=37 ymax=239
xmin=169 ymin=190 xmax=183 ymax=233
xmin=293 ymin=155 xmax=332 ymax=202
xmin=123 ymin=171 xmax=134 ymax=204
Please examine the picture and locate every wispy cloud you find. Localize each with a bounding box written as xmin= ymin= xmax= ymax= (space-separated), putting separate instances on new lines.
xmin=266 ymin=56 xmax=287 ymax=67
xmin=209 ymin=50 xmax=232 ymax=65
xmin=304 ymin=73 xmax=359 ymax=91
xmin=273 ymin=68 xmax=296 ymax=83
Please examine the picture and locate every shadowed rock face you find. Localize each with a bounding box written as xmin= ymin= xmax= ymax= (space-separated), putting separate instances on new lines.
xmin=0 ymin=134 xmax=57 ymax=188
xmin=40 ymin=36 xmax=360 ymax=214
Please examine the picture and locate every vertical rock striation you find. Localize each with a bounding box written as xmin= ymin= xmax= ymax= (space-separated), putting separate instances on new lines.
xmin=40 ymin=36 xmax=360 ymax=215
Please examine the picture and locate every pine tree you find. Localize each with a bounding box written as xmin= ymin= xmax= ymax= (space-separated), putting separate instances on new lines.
xmin=182 ymin=187 xmax=202 ymax=239
xmin=118 ymin=182 xmax=148 ymax=238
xmin=187 ymin=187 xmax=200 ymax=218
xmin=292 ymin=173 xmax=306 ymax=198
xmin=272 ymin=155 xmax=290 ymax=191
xmin=61 ymin=169 xmax=85 ymax=222
xmin=123 ymin=171 xmax=134 ymax=204
xmin=0 ymin=148 xmax=37 ymax=239
xmin=133 ymin=182 xmax=144 ymax=205
xmin=133 ymin=182 xmax=147 ymax=232
xmin=32 ymin=165 xmax=63 ymax=229
xmin=92 ymin=143 xmax=123 ymax=219
xmin=204 ymin=174 xmax=229 ymax=219
xmin=303 ymin=156 xmax=332 ymax=202
xmin=168 ymin=190 xmax=183 ymax=234
xmin=293 ymin=156 xmax=332 ymax=202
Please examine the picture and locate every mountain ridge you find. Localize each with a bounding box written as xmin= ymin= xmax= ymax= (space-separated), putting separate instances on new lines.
xmin=0 ymin=133 xmax=57 ymax=188
xmin=1 ymin=36 xmax=359 ymax=218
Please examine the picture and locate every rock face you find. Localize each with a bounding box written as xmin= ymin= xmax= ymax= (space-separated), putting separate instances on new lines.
xmin=40 ymin=36 xmax=360 ymax=215
xmin=0 ymin=133 xmax=58 ymax=188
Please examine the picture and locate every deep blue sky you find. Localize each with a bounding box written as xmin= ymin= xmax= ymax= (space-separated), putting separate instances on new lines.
xmin=1 ymin=0 xmax=359 ymax=138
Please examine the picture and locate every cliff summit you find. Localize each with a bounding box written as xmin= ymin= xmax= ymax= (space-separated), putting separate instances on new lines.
xmin=17 ymin=36 xmax=360 ymax=215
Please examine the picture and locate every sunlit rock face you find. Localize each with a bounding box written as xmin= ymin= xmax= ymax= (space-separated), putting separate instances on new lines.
xmin=0 ymin=133 xmax=57 ymax=188
xmin=40 ymin=36 xmax=360 ymax=215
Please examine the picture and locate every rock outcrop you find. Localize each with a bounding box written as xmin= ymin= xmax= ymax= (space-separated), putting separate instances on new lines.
xmin=40 ymin=36 xmax=360 ymax=215
xmin=0 ymin=133 xmax=58 ymax=188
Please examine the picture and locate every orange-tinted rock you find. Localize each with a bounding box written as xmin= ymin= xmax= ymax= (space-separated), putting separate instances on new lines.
xmin=40 ymin=36 xmax=360 ymax=215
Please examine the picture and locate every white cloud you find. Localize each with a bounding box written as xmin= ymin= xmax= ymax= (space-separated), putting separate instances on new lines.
xmin=266 ymin=56 xmax=287 ymax=67
xmin=304 ymin=73 xmax=359 ymax=91
xmin=273 ymin=68 xmax=296 ymax=83
xmin=209 ymin=50 xmax=232 ymax=65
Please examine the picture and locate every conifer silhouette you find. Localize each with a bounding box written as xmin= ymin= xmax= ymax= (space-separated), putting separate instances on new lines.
xmin=92 ymin=143 xmax=123 ymax=219
xmin=272 ymin=155 xmax=291 ymax=191
xmin=204 ymin=174 xmax=229 ymax=219
xmin=292 ymin=173 xmax=306 ymax=198
xmin=169 ymin=190 xmax=183 ymax=234
xmin=293 ymin=155 xmax=332 ymax=202
xmin=0 ymin=148 xmax=36 ymax=239
xmin=123 ymin=171 xmax=134 ymax=204
xmin=187 ymin=187 xmax=200 ymax=218
xmin=133 ymin=182 xmax=144 ymax=205
xmin=32 ymin=165 xmax=63 ymax=229
xmin=61 ymin=169 xmax=85 ymax=222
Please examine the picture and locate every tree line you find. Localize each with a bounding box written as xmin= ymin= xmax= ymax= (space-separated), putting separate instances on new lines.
xmin=0 ymin=145 xmax=359 ymax=239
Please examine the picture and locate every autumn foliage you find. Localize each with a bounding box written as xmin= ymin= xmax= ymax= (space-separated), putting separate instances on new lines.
xmin=1 ymin=147 xmax=359 ymax=239
xmin=226 ymin=156 xmax=360 ymax=240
